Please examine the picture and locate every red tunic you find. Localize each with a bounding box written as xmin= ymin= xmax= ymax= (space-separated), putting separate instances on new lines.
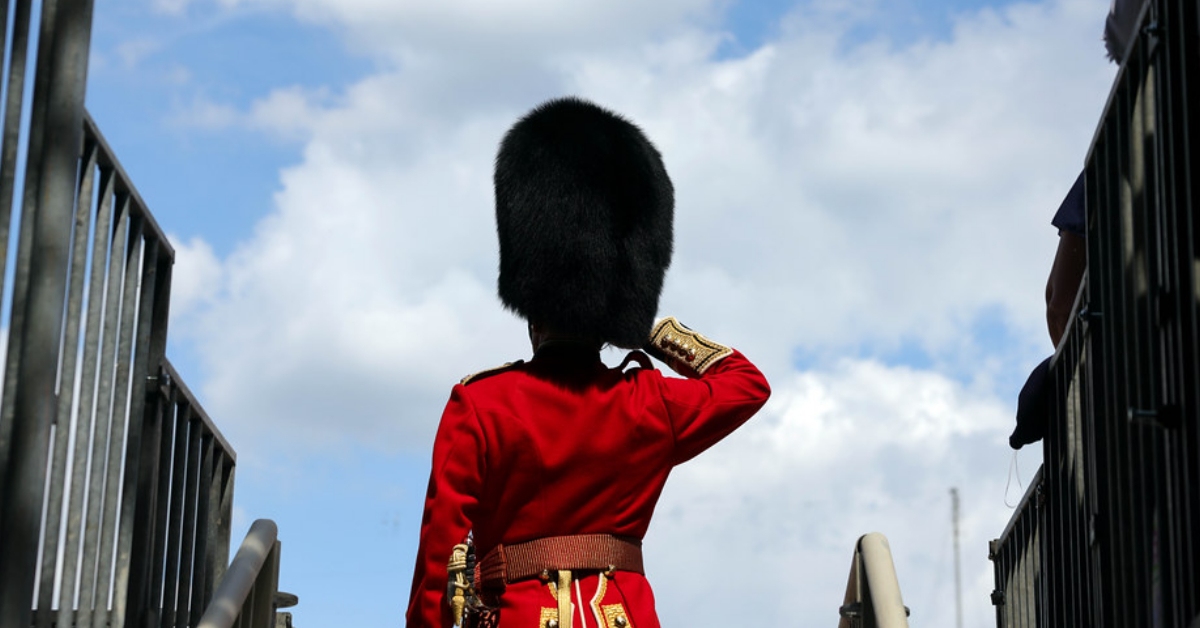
xmin=406 ymin=343 xmax=771 ymax=627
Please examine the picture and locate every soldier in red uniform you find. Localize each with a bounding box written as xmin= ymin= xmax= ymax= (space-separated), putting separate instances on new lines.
xmin=405 ymin=97 xmax=771 ymax=628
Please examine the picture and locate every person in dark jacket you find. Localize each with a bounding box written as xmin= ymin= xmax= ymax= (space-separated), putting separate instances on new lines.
xmin=1014 ymin=0 xmax=1150 ymax=449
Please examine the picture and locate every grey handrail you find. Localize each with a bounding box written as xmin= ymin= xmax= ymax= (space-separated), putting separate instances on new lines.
xmin=838 ymin=532 xmax=910 ymax=628
xmin=198 ymin=519 xmax=281 ymax=628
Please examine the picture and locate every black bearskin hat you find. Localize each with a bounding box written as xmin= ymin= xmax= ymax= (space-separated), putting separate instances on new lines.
xmin=494 ymin=97 xmax=674 ymax=349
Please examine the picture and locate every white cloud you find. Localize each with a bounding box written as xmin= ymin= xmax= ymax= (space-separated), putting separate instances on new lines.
xmin=151 ymin=0 xmax=194 ymax=15
xmin=150 ymin=0 xmax=1104 ymax=623
xmin=247 ymin=85 xmax=332 ymax=140
xmin=224 ymin=0 xmax=724 ymax=61
xmin=645 ymin=360 xmax=1037 ymax=625
xmin=172 ymin=0 xmax=1113 ymax=451
xmin=167 ymin=85 xmax=332 ymax=138
xmin=115 ymin=37 xmax=164 ymax=68
xmin=168 ymin=234 xmax=223 ymax=326
xmin=169 ymin=87 xmax=332 ymax=135
xmin=170 ymin=96 xmax=241 ymax=130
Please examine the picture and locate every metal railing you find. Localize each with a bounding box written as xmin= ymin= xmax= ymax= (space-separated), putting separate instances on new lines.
xmin=0 ymin=1 xmax=289 ymax=627
xmin=126 ymin=358 xmax=239 ymax=628
xmin=2 ymin=106 xmax=242 ymax=628
xmin=989 ymin=467 xmax=1044 ymax=628
xmin=197 ymin=520 xmax=288 ymax=628
xmin=0 ymin=0 xmax=105 ymax=624
xmin=990 ymin=0 xmax=1199 ymax=625
xmin=990 ymin=279 xmax=1094 ymax=628
xmin=837 ymin=533 xmax=911 ymax=628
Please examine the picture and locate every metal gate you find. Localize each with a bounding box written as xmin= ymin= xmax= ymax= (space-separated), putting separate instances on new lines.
xmin=0 ymin=1 xmax=264 ymax=627
xmin=990 ymin=0 xmax=1199 ymax=625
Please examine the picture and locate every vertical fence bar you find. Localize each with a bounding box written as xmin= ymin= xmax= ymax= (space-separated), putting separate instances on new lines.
xmin=146 ymin=377 xmax=178 ymax=628
xmin=175 ymin=416 xmax=203 ymax=628
xmin=190 ymin=436 xmax=216 ymax=627
xmin=210 ymin=460 xmax=235 ymax=604
xmin=0 ymin=0 xmax=35 ymax=493
xmin=57 ymin=162 xmax=117 ymax=628
xmin=35 ymin=132 xmax=100 ymax=628
xmin=77 ymin=197 xmax=130 ymax=628
xmin=0 ymin=0 xmax=96 ymax=626
xmin=0 ymin=0 xmax=33 ymax=294
xmin=92 ymin=211 xmax=144 ymax=628
xmin=1163 ymin=1 xmax=1199 ymax=623
xmin=111 ymin=222 xmax=163 ymax=628
xmin=0 ymin=0 xmax=56 ymax=495
xmin=126 ymin=361 xmax=166 ymax=628
xmin=162 ymin=402 xmax=190 ymax=628
xmin=122 ymin=233 xmax=172 ymax=628
xmin=0 ymin=0 xmax=30 ymax=496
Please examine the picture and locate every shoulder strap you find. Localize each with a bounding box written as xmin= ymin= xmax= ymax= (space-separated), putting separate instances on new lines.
xmin=460 ymin=360 xmax=523 ymax=386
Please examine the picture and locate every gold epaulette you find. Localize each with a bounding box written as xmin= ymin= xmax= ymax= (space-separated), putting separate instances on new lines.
xmin=645 ymin=317 xmax=733 ymax=376
xmin=460 ymin=361 xmax=523 ymax=386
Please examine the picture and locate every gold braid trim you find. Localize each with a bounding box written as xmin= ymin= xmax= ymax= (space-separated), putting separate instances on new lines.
xmin=460 ymin=361 xmax=523 ymax=385
xmin=557 ymin=570 xmax=573 ymax=628
xmin=600 ymin=604 xmax=632 ymax=628
xmin=645 ymin=317 xmax=733 ymax=376
xmin=588 ymin=571 xmax=609 ymax=626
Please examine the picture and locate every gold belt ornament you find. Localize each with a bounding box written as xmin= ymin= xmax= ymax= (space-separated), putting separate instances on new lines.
xmin=557 ymin=569 xmax=573 ymax=628
xmin=447 ymin=540 xmax=497 ymax=628
xmin=448 ymin=543 xmax=473 ymax=627
xmin=540 ymin=569 xmax=633 ymax=628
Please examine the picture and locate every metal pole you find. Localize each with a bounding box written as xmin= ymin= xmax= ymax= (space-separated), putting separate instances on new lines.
xmin=951 ymin=488 xmax=963 ymax=628
xmin=0 ymin=1 xmax=95 ymax=627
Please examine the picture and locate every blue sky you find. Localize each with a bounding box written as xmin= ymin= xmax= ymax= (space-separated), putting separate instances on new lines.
xmin=87 ymin=0 xmax=1019 ymax=256
xmin=88 ymin=1 xmax=370 ymax=255
xmin=77 ymin=0 xmax=1117 ymax=625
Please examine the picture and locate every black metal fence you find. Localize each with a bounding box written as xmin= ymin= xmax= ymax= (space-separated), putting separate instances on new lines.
xmin=988 ymin=467 xmax=1043 ymax=628
xmin=0 ymin=2 xmax=245 ymax=627
xmin=990 ymin=0 xmax=1199 ymax=625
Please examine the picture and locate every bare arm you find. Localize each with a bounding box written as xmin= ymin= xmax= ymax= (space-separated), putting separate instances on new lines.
xmin=1045 ymin=231 xmax=1086 ymax=347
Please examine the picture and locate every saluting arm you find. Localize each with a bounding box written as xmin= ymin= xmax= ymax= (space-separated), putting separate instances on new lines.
xmin=644 ymin=317 xmax=771 ymax=464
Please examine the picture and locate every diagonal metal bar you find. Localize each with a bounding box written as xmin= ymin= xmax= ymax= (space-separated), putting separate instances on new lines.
xmin=196 ymin=520 xmax=279 ymax=628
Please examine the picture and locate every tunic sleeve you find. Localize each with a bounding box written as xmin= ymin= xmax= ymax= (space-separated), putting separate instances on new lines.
xmin=657 ymin=349 xmax=771 ymax=464
xmin=406 ymin=386 xmax=487 ymax=628
xmin=1051 ymin=171 xmax=1086 ymax=237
